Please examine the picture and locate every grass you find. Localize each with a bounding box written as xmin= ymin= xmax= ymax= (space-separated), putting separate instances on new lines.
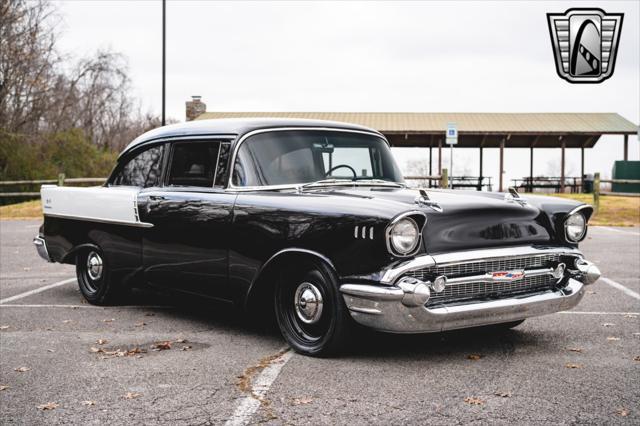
xmin=1 ymin=194 xmax=638 ymax=226
xmin=0 ymin=200 xmax=43 ymax=220
xmin=536 ymin=193 xmax=639 ymax=227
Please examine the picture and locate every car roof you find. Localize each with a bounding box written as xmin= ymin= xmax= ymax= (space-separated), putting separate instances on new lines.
xmin=120 ymin=117 xmax=383 ymax=158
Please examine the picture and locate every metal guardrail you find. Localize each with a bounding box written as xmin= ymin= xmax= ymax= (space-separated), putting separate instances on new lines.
xmin=0 ymin=174 xmax=106 ymax=198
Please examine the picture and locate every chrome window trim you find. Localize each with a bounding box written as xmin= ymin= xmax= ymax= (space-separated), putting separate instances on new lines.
xmin=227 ymin=127 xmax=391 ymax=191
xmin=385 ymin=210 xmax=427 ymax=258
xmin=564 ymin=204 xmax=592 ymax=243
xmin=380 ymin=245 xmax=583 ymax=284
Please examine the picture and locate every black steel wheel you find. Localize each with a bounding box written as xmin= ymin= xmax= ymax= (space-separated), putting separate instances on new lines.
xmin=76 ymin=248 xmax=125 ymax=305
xmin=274 ymin=259 xmax=352 ymax=357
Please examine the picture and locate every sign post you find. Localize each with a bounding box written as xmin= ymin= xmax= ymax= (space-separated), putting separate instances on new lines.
xmin=446 ymin=123 xmax=458 ymax=189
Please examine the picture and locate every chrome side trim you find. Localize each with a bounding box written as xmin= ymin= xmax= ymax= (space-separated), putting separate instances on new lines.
xmin=340 ymin=278 xmax=586 ymax=334
xmin=380 ymin=245 xmax=582 ymax=284
xmin=44 ymin=212 xmax=154 ymax=228
xmin=33 ymin=236 xmax=52 ymax=262
xmin=227 ymin=127 xmax=390 ymax=191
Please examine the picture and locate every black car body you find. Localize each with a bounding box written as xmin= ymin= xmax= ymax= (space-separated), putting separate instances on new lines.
xmin=34 ymin=118 xmax=600 ymax=356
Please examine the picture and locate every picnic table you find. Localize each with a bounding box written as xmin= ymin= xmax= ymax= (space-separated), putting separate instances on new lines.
xmin=450 ymin=176 xmax=493 ymax=191
xmin=511 ymin=177 xmax=582 ymax=193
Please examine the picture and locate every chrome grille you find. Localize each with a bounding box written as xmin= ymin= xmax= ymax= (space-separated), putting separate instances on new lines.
xmin=403 ymin=254 xmax=562 ymax=306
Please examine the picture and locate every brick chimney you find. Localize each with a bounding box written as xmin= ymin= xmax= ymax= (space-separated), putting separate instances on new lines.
xmin=185 ymin=96 xmax=206 ymax=121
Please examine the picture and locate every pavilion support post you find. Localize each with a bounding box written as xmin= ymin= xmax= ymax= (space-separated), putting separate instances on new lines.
xmin=560 ymin=139 xmax=566 ymax=193
xmin=438 ymin=139 xmax=442 ymax=175
xmin=581 ymin=147 xmax=585 ymax=179
xmin=498 ymin=139 xmax=505 ymax=192
xmin=623 ymin=134 xmax=628 ymax=160
xmin=529 ymin=146 xmax=534 ymax=193
xmin=429 ymin=142 xmax=433 ymax=188
xmin=478 ymin=147 xmax=483 ymax=191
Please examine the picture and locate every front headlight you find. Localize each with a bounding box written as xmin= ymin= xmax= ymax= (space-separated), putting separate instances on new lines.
xmin=388 ymin=217 xmax=420 ymax=255
xmin=565 ymin=212 xmax=587 ymax=242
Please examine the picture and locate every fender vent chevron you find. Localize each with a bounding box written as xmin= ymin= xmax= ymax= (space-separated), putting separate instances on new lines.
xmin=354 ymin=225 xmax=374 ymax=240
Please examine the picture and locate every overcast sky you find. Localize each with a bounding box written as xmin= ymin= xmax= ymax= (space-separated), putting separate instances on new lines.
xmin=57 ymin=0 xmax=639 ymax=186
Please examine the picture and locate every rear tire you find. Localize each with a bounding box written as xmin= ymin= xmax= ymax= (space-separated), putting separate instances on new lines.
xmin=274 ymin=259 xmax=352 ymax=357
xmin=76 ymin=248 xmax=126 ymax=305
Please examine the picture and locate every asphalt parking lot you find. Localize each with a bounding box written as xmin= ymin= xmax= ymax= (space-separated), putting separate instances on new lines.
xmin=1 ymin=220 xmax=638 ymax=425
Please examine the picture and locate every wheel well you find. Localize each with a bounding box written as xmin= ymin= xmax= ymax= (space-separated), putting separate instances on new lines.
xmin=244 ymin=251 xmax=336 ymax=317
xmin=61 ymin=243 xmax=100 ymax=264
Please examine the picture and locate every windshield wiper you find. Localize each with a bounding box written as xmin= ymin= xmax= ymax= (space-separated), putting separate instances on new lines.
xmin=297 ymin=178 xmax=354 ymax=191
xmin=354 ymin=178 xmax=406 ymax=188
xmin=297 ymin=178 xmax=406 ymax=192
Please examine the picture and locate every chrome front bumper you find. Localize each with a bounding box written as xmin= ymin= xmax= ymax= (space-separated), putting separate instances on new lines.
xmin=33 ymin=236 xmax=52 ymax=262
xmin=340 ymin=246 xmax=599 ymax=334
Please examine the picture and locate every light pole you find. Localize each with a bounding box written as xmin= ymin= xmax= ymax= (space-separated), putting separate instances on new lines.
xmin=162 ymin=0 xmax=166 ymax=126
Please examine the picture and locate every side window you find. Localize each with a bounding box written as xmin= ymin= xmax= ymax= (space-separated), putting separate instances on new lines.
xmin=168 ymin=142 xmax=220 ymax=187
xmin=111 ymin=145 xmax=164 ymax=187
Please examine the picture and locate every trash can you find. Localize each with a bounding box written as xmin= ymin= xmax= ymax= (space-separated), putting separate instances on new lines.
xmin=582 ymin=174 xmax=594 ymax=193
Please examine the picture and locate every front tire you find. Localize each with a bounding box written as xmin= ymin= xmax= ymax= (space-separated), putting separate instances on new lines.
xmin=76 ymin=248 xmax=125 ymax=305
xmin=274 ymin=260 xmax=352 ymax=357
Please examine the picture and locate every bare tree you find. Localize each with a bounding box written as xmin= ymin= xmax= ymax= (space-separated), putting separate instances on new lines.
xmin=0 ymin=0 xmax=59 ymax=133
xmin=1 ymin=0 xmax=162 ymax=151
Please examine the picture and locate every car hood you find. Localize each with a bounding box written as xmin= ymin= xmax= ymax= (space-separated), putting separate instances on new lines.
xmin=316 ymin=186 xmax=582 ymax=253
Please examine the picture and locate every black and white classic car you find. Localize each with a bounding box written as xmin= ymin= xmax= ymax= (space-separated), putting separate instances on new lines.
xmin=34 ymin=118 xmax=601 ymax=356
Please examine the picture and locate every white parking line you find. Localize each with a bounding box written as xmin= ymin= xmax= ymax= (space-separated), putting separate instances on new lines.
xmin=599 ymin=277 xmax=640 ymax=301
xmin=595 ymin=226 xmax=640 ymax=236
xmin=0 ymin=277 xmax=76 ymax=304
xmin=560 ymin=311 xmax=639 ymax=315
xmin=0 ymin=304 xmax=173 ymax=309
xmin=225 ymin=349 xmax=293 ymax=426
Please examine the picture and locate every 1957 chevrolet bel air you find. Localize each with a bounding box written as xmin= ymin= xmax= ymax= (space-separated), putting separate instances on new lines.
xmin=34 ymin=118 xmax=601 ymax=356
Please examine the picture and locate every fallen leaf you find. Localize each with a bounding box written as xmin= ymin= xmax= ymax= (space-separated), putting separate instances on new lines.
xmin=46 ymin=349 xmax=55 ymax=353
xmin=102 ymin=318 xmax=115 ymax=323
xmin=82 ymin=400 xmax=96 ymax=406
xmin=62 ymin=320 xmax=73 ymax=324
xmin=180 ymin=345 xmax=192 ymax=351
xmin=14 ymin=366 xmax=30 ymax=372
xmin=134 ymin=322 xmax=146 ymax=327
xmin=37 ymin=402 xmax=58 ymax=410
xmin=0 ymin=385 xmax=9 ymax=391
xmin=0 ymin=325 xmax=9 ymax=330
xmin=292 ymin=397 xmax=313 ymax=405
xmin=151 ymin=341 xmax=171 ymax=351
xmin=606 ymin=337 xmax=620 ymax=341
xmin=617 ymin=408 xmax=629 ymax=417
xmin=601 ymin=323 xmax=615 ymax=327
xmin=174 ymin=338 xmax=187 ymax=343
xmin=464 ymin=397 xmax=484 ymax=405
xmin=634 ymin=333 xmax=640 ymax=337
xmin=624 ymin=314 xmax=638 ymax=318
xmin=467 ymin=354 xmax=483 ymax=361
xmin=124 ymin=392 xmax=141 ymax=400
xmin=586 ymin=290 xmax=596 ymax=295
xmin=566 ymin=347 xmax=583 ymax=353
xmin=89 ymin=347 xmax=102 ymax=353
xmin=494 ymin=391 xmax=511 ymax=398
xmin=633 ymin=356 xmax=640 ymax=362
xmin=96 ymin=339 xmax=108 ymax=345
xmin=565 ymin=363 xmax=582 ymax=369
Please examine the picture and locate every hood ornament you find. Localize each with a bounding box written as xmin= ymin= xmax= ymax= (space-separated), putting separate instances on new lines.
xmin=505 ymin=187 xmax=528 ymax=206
xmin=415 ymin=189 xmax=443 ymax=212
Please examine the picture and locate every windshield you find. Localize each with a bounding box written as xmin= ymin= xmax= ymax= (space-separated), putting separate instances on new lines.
xmin=232 ymin=130 xmax=404 ymax=187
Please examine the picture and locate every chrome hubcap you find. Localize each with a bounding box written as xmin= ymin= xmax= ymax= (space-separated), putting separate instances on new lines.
xmin=294 ymin=282 xmax=323 ymax=324
xmin=86 ymin=251 xmax=103 ymax=281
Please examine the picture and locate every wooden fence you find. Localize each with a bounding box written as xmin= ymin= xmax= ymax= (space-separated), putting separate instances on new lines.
xmin=0 ymin=174 xmax=105 ymax=198
xmin=592 ymin=172 xmax=640 ymax=213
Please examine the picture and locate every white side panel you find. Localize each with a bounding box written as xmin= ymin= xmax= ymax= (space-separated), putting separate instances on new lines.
xmin=40 ymin=185 xmax=151 ymax=227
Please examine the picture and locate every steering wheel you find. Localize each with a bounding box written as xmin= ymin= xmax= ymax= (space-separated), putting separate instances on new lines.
xmin=324 ymin=164 xmax=357 ymax=180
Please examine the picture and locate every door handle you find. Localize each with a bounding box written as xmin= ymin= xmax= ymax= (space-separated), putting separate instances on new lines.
xmin=149 ymin=195 xmax=167 ymax=201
